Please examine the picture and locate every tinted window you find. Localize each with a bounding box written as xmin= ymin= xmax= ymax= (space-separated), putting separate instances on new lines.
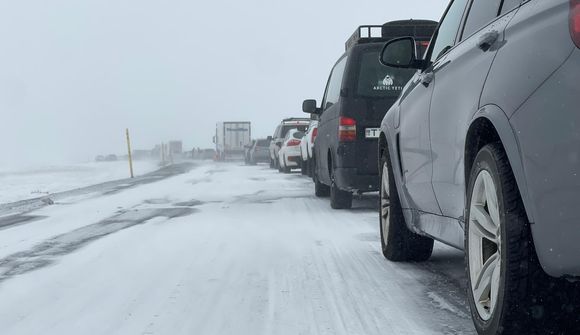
xmin=273 ymin=125 xmax=280 ymax=138
xmin=323 ymin=56 xmax=347 ymax=110
xmin=256 ymin=139 xmax=270 ymax=147
xmin=293 ymin=131 xmax=305 ymax=139
xmin=281 ymin=125 xmax=308 ymax=138
xmin=500 ymin=0 xmax=520 ymax=15
xmin=461 ymin=0 xmax=502 ymax=40
xmin=357 ymin=50 xmax=415 ymax=98
xmin=430 ymin=0 xmax=470 ymax=61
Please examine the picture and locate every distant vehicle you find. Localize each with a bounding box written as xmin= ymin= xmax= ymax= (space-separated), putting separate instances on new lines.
xmin=169 ymin=141 xmax=183 ymax=155
xmin=303 ymin=20 xmax=437 ymax=209
xmin=244 ymin=140 xmax=256 ymax=165
xmin=246 ymin=138 xmax=271 ymax=165
xmin=213 ymin=122 xmax=252 ymax=161
xmin=95 ymin=155 xmax=105 ymax=162
xmin=269 ymin=118 xmax=310 ymax=169
xmin=104 ymin=154 xmax=118 ymax=162
xmin=277 ymin=129 xmax=305 ymax=173
xmin=200 ymin=148 xmax=216 ymax=160
xmin=299 ymin=120 xmax=318 ymax=177
xmin=378 ymin=0 xmax=580 ymax=333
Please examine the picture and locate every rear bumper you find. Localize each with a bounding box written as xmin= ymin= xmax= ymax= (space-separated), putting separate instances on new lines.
xmin=252 ymin=151 xmax=270 ymax=162
xmin=334 ymin=168 xmax=379 ymax=193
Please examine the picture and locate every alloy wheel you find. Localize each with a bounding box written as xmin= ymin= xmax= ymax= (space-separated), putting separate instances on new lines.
xmin=468 ymin=170 xmax=501 ymax=321
xmin=380 ymin=162 xmax=390 ymax=244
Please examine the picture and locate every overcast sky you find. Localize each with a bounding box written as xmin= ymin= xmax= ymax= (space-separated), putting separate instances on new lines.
xmin=0 ymin=0 xmax=447 ymax=167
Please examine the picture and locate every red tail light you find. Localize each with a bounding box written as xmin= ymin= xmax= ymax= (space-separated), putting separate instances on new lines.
xmin=339 ymin=117 xmax=356 ymax=142
xmin=287 ymin=139 xmax=301 ymax=146
xmin=571 ymin=0 xmax=580 ymax=48
xmin=312 ymin=128 xmax=318 ymax=141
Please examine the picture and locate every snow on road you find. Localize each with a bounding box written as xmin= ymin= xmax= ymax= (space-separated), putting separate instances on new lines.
xmin=0 ymin=160 xmax=160 ymax=204
xmin=0 ymin=162 xmax=476 ymax=335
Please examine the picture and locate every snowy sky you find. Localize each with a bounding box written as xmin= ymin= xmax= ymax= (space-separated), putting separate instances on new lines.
xmin=0 ymin=0 xmax=447 ymax=167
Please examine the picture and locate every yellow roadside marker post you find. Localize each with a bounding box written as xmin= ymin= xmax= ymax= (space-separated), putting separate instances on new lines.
xmin=126 ymin=128 xmax=134 ymax=178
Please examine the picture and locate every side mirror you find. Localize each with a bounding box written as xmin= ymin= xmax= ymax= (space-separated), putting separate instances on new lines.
xmin=276 ymin=141 xmax=282 ymax=148
xmin=267 ymin=136 xmax=272 ymax=141
xmin=212 ymin=136 xmax=216 ymax=144
xmin=380 ymin=37 xmax=421 ymax=69
xmin=302 ymin=99 xmax=319 ymax=114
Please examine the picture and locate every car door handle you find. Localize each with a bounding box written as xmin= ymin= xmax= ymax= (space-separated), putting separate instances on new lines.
xmin=421 ymin=72 xmax=434 ymax=87
xmin=477 ymin=31 xmax=500 ymax=52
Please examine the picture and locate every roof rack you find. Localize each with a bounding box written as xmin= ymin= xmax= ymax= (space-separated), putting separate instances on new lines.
xmin=345 ymin=25 xmax=385 ymax=51
xmin=345 ymin=20 xmax=439 ymax=51
xmin=381 ymin=20 xmax=439 ymax=41
xmin=282 ymin=117 xmax=310 ymax=123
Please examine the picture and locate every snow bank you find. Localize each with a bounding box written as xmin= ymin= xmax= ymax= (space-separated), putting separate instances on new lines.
xmin=0 ymin=160 xmax=160 ymax=204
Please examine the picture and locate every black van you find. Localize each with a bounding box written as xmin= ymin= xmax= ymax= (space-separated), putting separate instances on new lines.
xmin=303 ymin=20 xmax=437 ymax=209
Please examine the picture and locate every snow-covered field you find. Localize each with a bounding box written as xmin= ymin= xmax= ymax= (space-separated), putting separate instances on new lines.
xmin=0 ymin=160 xmax=160 ymax=204
xmin=0 ymin=162 xmax=475 ymax=335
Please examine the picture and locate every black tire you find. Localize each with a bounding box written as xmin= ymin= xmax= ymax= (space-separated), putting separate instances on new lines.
xmin=464 ymin=143 xmax=577 ymax=335
xmin=313 ymin=159 xmax=330 ymax=197
xmin=379 ymin=147 xmax=433 ymax=262
xmin=301 ymin=160 xmax=308 ymax=175
xmin=282 ymin=157 xmax=291 ymax=174
xmin=309 ymin=155 xmax=316 ymax=180
xmin=330 ymin=169 xmax=352 ymax=209
xmin=270 ymin=158 xmax=275 ymax=169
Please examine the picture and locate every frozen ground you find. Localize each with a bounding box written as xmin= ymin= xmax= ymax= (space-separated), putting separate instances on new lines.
xmin=0 ymin=162 xmax=476 ymax=335
xmin=0 ymin=160 xmax=160 ymax=204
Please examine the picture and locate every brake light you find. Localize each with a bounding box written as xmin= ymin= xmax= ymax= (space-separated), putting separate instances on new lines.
xmin=312 ymin=128 xmax=318 ymax=141
xmin=287 ymin=139 xmax=301 ymax=146
xmin=417 ymin=41 xmax=430 ymax=48
xmin=571 ymin=0 xmax=580 ymax=48
xmin=339 ymin=117 xmax=357 ymax=142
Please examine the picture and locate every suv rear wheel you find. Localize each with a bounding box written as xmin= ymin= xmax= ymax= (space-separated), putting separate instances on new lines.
xmin=330 ymin=168 xmax=352 ymax=209
xmin=464 ymin=143 xmax=568 ymax=334
xmin=380 ymin=147 xmax=433 ymax=261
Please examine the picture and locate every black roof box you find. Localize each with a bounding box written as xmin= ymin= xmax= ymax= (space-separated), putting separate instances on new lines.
xmin=382 ymin=19 xmax=438 ymax=41
xmin=345 ymin=19 xmax=438 ymax=51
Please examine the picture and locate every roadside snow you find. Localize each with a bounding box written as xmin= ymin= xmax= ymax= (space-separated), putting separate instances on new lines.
xmin=0 ymin=160 xmax=160 ymax=204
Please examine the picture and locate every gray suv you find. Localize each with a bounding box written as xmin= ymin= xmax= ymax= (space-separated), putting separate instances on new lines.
xmin=378 ymin=0 xmax=580 ymax=333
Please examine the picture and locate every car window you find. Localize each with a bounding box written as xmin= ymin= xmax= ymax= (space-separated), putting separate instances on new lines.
xmin=430 ymin=0 xmax=470 ymax=61
xmin=273 ymin=125 xmax=280 ymax=138
xmin=284 ymin=130 xmax=295 ymax=141
xmin=461 ymin=0 xmax=503 ymax=40
xmin=356 ymin=50 xmax=415 ymax=98
xmin=499 ymin=0 xmax=521 ymax=15
xmin=281 ymin=125 xmax=308 ymax=138
xmin=322 ymin=56 xmax=347 ymax=110
xmin=293 ymin=131 xmax=305 ymax=139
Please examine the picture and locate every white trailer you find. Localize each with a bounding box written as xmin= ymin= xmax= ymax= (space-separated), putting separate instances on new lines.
xmin=213 ymin=121 xmax=252 ymax=160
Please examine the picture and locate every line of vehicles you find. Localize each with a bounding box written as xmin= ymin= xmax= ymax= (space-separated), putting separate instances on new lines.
xmin=238 ymin=0 xmax=580 ymax=333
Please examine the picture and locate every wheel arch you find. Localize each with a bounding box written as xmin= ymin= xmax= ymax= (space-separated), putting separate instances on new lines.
xmin=465 ymin=104 xmax=535 ymax=223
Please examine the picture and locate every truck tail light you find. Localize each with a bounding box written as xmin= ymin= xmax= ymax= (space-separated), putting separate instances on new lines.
xmin=339 ymin=117 xmax=357 ymax=142
xmin=571 ymin=0 xmax=580 ymax=48
xmin=312 ymin=128 xmax=318 ymax=142
xmin=287 ymin=139 xmax=301 ymax=147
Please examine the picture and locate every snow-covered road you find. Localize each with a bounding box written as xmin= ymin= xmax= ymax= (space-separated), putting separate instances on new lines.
xmin=0 ymin=162 xmax=476 ymax=335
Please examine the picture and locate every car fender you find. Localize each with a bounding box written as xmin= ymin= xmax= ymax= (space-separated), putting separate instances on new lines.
xmin=469 ymin=104 xmax=535 ymax=223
